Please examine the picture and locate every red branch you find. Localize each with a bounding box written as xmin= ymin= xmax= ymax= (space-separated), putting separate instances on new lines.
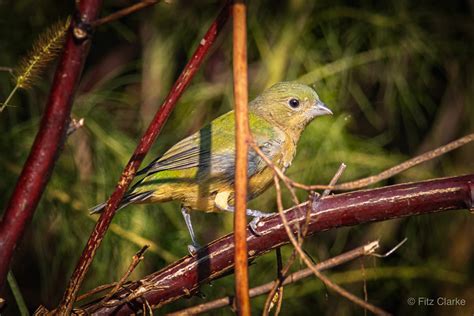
xmin=0 ymin=0 xmax=103 ymax=288
xmin=83 ymin=174 xmax=474 ymax=315
xmin=54 ymin=2 xmax=231 ymax=314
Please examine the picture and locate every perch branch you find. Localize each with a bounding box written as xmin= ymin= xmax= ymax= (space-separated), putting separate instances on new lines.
xmin=82 ymin=174 xmax=474 ymax=315
xmin=0 ymin=0 xmax=103 ymax=288
xmin=54 ymin=3 xmax=231 ymax=314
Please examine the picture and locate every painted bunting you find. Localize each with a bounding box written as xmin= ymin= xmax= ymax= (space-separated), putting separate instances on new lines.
xmin=92 ymin=81 xmax=332 ymax=253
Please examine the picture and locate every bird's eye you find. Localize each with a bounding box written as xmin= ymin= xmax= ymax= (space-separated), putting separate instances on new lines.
xmin=289 ymin=98 xmax=300 ymax=108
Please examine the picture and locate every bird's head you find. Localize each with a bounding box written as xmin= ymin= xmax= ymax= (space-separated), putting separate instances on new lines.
xmin=250 ymin=81 xmax=332 ymax=137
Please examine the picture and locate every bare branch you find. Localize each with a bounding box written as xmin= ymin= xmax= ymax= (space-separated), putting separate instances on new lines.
xmin=306 ymin=133 xmax=474 ymax=191
xmin=82 ymin=174 xmax=473 ymax=315
xmin=92 ymin=0 xmax=161 ymax=27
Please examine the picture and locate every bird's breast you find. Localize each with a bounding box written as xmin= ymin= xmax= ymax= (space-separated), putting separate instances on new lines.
xmin=248 ymin=132 xmax=297 ymax=199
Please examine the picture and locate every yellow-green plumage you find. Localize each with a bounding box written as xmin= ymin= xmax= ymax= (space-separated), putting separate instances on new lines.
xmin=131 ymin=111 xmax=285 ymax=211
xmin=91 ymin=81 xmax=331 ymax=249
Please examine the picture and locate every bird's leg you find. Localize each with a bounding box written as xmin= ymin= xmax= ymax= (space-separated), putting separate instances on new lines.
xmin=214 ymin=191 xmax=272 ymax=236
xmin=181 ymin=206 xmax=201 ymax=255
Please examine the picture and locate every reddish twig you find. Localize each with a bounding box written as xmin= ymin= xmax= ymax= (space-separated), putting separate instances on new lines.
xmin=54 ymin=2 xmax=231 ymax=314
xmin=76 ymin=283 xmax=117 ymax=303
xmin=82 ymin=174 xmax=474 ymax=315
xmin=232 ymin=0 xmax=251 ymax=315
xmin=168 ymin=241 xmax=380 ymax=315
xmin=0 ymin=0 xmax=103 ymax=288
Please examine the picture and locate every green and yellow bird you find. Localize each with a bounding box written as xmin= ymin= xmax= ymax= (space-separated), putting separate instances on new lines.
xmin=92 ymin=81 xmax=332 ymax=252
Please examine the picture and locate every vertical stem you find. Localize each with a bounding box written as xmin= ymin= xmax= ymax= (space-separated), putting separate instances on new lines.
xmin=232 ymin=1 xmax=251 ymax=315
xmin=7 ymin=271 xmax=29 ymax=316
xmin=54 ymin=3 xmax=231 ymax=314
xmin=0 ymin=0 xmax=103 ymax=289
xmin=0 ymin=85 xmax=19 ymax=112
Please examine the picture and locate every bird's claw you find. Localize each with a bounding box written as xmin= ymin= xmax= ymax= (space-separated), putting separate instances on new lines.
xmin=249 ymin=213 xmax=272 ymax=236
xmin=187 ymin=243 xmax=201 ymax=256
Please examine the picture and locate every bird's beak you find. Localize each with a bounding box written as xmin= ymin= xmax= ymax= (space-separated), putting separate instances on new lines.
xmin=313 ymin=100 xmax=333 ymax=116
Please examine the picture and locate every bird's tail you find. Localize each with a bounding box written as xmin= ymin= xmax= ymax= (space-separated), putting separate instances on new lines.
xmin=89 ymin=191 xmax=155 ymax=214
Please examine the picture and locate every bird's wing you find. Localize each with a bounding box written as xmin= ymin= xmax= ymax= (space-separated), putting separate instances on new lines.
xmin=137 ymin=111 xmax=283 ymax=180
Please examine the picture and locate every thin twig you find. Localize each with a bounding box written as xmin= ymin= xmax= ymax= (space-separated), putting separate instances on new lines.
xmin=262 ymin=163 xmax=347 ymax=315
xmin=92 ymin=0 xmax=161 ymax=27
xmin=371 ymin=238 xmax=408 ymax=258
xmin=322 ymin=163 xmax=347 ymax=196
xmin=55 ymin=3 xmax=231 ymax=313
xmin=252 ymin=134 xmax=474 ymax=192
xmin=232 ymin=0 xmax=251 ymax=315
xmin=76 ymin=283 xmax=117 ymax=302
xmin=269 ymin=248 xmax=284 ymax=315
xmin=360 ymin=259 xmax=368 ymax=316
xmin=168 ymin=241 xmax=380 ymax=315
xmin=100 ymin=245 xmax=149 ymax=306
xmin=273 ymin=175 xmax=390 ymax=316
xmin=304 ymin=133 xmax=474 ymax=191
xmin=0 ymin=66 xmax=14 ymax=74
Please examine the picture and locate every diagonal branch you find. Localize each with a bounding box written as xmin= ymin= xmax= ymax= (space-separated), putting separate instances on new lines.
xmin=0 ymin=0 xmax=103 ymax=289
xmin=81 ymin=174 xmax=474 ymax=315
xmin=54 ymin=2 xmax=231 ymax=314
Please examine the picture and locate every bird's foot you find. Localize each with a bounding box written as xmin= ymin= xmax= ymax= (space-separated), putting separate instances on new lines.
xmin=187 ymin=242 xmax=201 ymax=256
xmin=248 ymin=211 xmax=273 ymax=236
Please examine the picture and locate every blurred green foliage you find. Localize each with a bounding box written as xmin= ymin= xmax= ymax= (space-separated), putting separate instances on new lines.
xmin=1 ymin=0 xmax=473 ymax=315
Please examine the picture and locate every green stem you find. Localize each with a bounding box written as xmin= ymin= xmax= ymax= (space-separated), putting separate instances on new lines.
xmin=0 ymin=85 xmax=19 ymax=112
xmin=7 ymin=270 xmax=30 ymax=316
